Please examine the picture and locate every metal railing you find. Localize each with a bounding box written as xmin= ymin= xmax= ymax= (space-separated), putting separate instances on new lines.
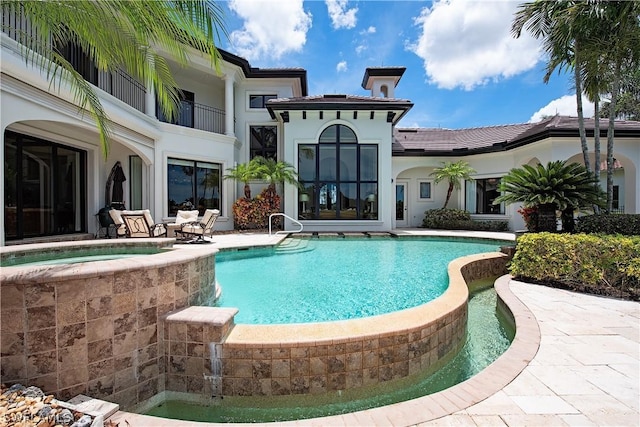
xmin=269 ymin=213 xmax=303 ymax=236
xmin=157 ymin=100 xmax=226 ymax=134
xmin=2 ymin=8 xmax=147 ymax=113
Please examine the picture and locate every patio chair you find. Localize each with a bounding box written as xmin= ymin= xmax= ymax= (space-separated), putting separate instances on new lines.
xmin=121 ymin=209 xmax=168 ymax=238
xmin=165 ymin=209 xmax=199 ymax=237
xmin=108 ymin=209 xmax=127 ymax=238
xmin=175 ymin=209 xmax=219 ymax=242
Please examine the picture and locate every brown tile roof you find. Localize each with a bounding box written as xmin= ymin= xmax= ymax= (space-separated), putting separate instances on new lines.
xmin=393 ymin=116 xmax=640 ymax=156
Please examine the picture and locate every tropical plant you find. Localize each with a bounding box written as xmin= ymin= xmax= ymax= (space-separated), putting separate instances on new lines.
xmin=494 ymin=161 xmax=605 ymax=232
xmin=224 ymin=160 xmax=258 ymax=199
xmin=430 ymin=160 xmax=476 ymax=209
xmin=1 ymin=0 xmax=225 ymax=159
xmin=512 ymin=1 xmax=640 ymax=212
xmin=252 ymin=156 xmax=300 ymax=197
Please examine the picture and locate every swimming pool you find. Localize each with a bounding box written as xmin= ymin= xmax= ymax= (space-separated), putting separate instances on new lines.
xmin=214 ymin=237 xmax=505 ymax=324
xmin=147 ymin=280 xmax=514 ymax=422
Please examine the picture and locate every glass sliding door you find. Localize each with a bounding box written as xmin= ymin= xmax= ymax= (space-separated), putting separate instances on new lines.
xmin=4 ymin=131 xmax=87 ymax=240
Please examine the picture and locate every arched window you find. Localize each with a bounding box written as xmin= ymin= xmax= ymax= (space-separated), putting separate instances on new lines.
xmin=380 ymin=85 xmax=388 ymax=98
xmin=298 ymin=124 xmax=378 ymax=220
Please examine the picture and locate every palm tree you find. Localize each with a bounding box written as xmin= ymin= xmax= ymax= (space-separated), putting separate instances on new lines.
xmin=252 ymin=156 xmax=300 ymax=197
xmin=598 ymin=1 xmax=640 ymax=211
xmin=224 ymin=161 xmax=258 ymax=199
xmin=430 ymin=160 xmax=476 ymax=209
xmin=1 ymin=0 xmax=225 ymax=159
xmin=512 ymin=1 xmax=594 ymax=173
xmin=513 ymin=1 xmax=640 ymax=212
xmin=495 ymin=161 xmax=605 ymax=232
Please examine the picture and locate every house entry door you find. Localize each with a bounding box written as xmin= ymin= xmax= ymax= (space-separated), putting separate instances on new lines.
xmin=395 ymin=182 xmax=408 ymax=227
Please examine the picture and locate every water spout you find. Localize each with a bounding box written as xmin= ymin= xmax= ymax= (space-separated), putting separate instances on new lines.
xmin=205 ymin=342 xmax=223 ymax=398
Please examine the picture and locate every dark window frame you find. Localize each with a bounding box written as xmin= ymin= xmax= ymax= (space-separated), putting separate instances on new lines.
xmin=298 ymin=124 xmax=378 ymax=220
xmin=249 ymin=125 xmax=278 ymax=160
xmin=167 ymin=157 xmax=222 ymax=216
xmin=4 ymin=130 xmax=87 ymax=240
xmin=249 ymin=94 xmax=277 ymax=109
xmin=466 ymin=177 xmax=504 ymax=214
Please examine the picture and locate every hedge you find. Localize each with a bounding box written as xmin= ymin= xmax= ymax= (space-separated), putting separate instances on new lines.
xmin=575 ymin=214 xmax=640 ymax=235
xmin=422 ymin=208 xmax=509 ymax=232
xmin=510 ymin=232 xmax=640 ymax=300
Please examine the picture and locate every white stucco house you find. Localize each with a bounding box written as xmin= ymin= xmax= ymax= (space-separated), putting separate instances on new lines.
xmin=2 ymin=23 xmax=639 ymax=245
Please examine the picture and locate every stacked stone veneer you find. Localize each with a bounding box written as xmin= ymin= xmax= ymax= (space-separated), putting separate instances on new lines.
xmin=0 ymin=240 xmax=217 ymax=410
xmin=161 ymin=252 xmax=509 ymax=398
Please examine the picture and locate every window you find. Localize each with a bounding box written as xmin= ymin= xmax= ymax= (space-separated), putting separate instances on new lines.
xmin=298 ymin=124 xmax=378 ymax=220
xmin=4 ymin=130 xmax=87 ymax=240
xmin=129 ymin=155 xmax=143 ymax=210
xmin=418 ymin=181 xmax=432 ymax=200
xmin=167 ymin=158 xmax=221 ymax=216
xmin=249 ymin=126 xmax=277 ymax=160
xmin=249 ymin=94 xmax=277 ymax=109
xmin=465 ymin=178 xmax=503 ymax=214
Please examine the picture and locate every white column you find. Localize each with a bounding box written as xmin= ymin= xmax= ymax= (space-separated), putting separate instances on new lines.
xmin=145 ymin=83 xmax=155 ymax=117
xmin=223 ymin=73 xmax=235 ymax=137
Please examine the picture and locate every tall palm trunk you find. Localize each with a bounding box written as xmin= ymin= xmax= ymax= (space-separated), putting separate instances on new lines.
xmin=593 ymin=98 xmax=601 ymax=214
xmin=574 ymin=47 xmax=591 ymax=174
xmin=606 ymin=60 xmax=621 ymax=212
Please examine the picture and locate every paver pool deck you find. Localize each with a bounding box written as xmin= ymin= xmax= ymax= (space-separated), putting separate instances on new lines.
xmin=109 ymin=230 xmax=640 ymax=427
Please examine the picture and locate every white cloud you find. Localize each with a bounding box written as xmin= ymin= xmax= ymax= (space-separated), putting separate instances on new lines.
xmin=228 ymin=0 xmax=312 ymax=61
xmin=326 ymin=0 xmax=358 ymax=29
xmin=355 ymin=44 xmax=367 ymax=55
xmin=361 ymin=26 xmax=376 ymax=35
xmin=336 ymin=60 xmax=348 ymax=72
xmin=529 ymin=95 xmax=595 ymax=122
xmin=408 ymin=0 xmax=542 ymax=90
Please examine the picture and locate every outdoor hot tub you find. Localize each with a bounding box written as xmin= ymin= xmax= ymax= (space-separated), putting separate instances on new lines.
xmin=0 ymin=238 xmax=218 ymax=404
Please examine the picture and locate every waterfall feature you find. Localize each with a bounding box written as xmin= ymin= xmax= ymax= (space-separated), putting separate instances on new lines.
xmin=205 ymin=342 xmax=223 ymax=398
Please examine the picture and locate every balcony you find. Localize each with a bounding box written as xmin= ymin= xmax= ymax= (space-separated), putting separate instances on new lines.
xmin=3 ymin=7 xmax=228 ymax=135
xmin=156 ymin=100 xmax=226 ymax=134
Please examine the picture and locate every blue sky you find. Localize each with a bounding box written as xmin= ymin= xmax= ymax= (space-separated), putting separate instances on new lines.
xmin=218 ymin=0 xmax=594 ymax=129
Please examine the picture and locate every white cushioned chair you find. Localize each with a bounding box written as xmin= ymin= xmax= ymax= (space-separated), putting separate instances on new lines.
xmin=176 ymin=209 xmax=219 ymax=242
xmin=166 ymin=210 xmax=199 ymax=237
xmin=119 ymin=209 xmax=168 ymax=238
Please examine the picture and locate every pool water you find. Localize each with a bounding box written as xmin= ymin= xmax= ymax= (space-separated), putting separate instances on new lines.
xmin=214 ymin=237 xmax=504 ymax=324
xmin=146 ymin=281 xmax=514 ymax=423
xmin=1 ymin=248 xmax=162 ymax=266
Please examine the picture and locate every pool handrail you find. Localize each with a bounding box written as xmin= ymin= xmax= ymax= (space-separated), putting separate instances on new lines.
xmin=269 ymin=213 xmax=303 ymax=236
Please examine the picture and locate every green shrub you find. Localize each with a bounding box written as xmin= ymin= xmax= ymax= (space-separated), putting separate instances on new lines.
xmin=510 ymin=232 xmax=640 ymax=300
xmin=575 ymin=214 xmax=640 ymax=235
xmin=423 ymin=208 xmax=470 ymax=228
xmin=422 ymin=208 xmax=509 ymax=232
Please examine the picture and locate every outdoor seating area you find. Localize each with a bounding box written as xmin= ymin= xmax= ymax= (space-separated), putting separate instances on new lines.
xmin=108 ymin=209 xmax=167 ymax=238
xmin=174 ymin=209 xmax=220 ymax=243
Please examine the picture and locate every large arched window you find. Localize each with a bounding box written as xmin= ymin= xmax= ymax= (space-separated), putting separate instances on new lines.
xmin=298 ymin=124 xmax=378 ymax=220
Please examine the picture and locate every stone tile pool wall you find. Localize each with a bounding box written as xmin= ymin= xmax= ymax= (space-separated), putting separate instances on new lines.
xmin=159 ymin=252 xmax=509 ymax=399
xmin=0 ymin=240 xmax=217 ymax=409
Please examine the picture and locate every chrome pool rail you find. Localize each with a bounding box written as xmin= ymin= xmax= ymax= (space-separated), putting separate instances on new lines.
xmin=269 ymin=212 xmax=303 ymax=236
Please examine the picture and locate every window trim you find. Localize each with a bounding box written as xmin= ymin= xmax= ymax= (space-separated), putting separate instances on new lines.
xmin=166 ymin=157 xmax=222 ymax=217
xmin=247 ymin=93 xmax=278 ymax=110
xmin=248 ymin=124 xmax=278 ymax=160
xmin=417 ymin=180 xmax=433 ymax=201
xmin=297 ymin=124 xmax=378 ymax=221
xmin=465 ymin=177 xmax=504 ymax=215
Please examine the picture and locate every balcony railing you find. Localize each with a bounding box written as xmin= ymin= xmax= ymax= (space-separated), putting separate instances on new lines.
xmin=157 ymin=100 xmax=225 ymax=134
xmin=2 ymin=6 xmax=146 ymax=112
xmin=98 ymin=69 xmax=146 ymax=113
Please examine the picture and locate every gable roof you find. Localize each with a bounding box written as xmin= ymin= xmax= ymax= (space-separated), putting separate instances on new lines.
xmin=393 ymin=115 xmax=640 ymax=156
